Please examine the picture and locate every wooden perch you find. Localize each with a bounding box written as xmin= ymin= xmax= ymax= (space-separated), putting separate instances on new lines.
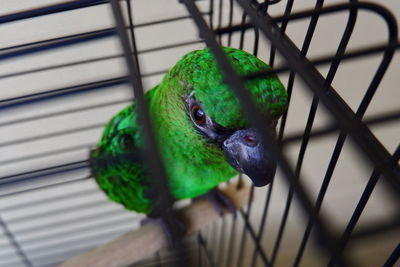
xmin=59 ymin=182 xmax=250 ymax=267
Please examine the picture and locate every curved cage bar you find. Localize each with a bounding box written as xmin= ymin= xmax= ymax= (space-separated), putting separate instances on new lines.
xmin=0 ymin=0 xmax=398 ymax=266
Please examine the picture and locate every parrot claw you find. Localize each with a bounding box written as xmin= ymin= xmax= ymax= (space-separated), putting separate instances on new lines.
xmin=141 ymin=214 xmax=186 ymax=249
xmin=196 ymin=187 xmax=237 ymax=216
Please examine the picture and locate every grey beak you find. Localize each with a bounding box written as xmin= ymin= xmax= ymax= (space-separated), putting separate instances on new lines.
xmin=221 ymin=128 xmax=276 ymax=187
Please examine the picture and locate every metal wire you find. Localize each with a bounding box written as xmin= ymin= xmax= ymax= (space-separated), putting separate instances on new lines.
xmin=0 ymin=0 xmax=107 ymax=24
xmin=0 ymin=216 xmax=32 ymax=267
xmin=0 ymin=0 xmax=399 ymax=266
xmin=0 ymin=77 xmax=128 ymax=111
xmin=327 ymin=145 xmax=400 ymax=266
xmin=270 ymin=1 xmax=327 ymax=264
xmin=182 ymin=0 xmax=353 ymax=266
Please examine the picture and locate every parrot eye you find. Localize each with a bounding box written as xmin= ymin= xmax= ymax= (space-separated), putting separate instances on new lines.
xmin=191 ymin=104 xmax=206 ymax=125
xmin=119 ymin=134 xmax=134 ymax=150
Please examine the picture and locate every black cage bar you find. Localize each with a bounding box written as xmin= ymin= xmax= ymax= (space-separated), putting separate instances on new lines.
xmin=0 ymin=0 xmax=399 ymax=267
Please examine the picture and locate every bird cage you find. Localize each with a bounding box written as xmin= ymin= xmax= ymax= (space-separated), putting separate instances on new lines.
xmin=0 ymin=0 xmax=399 ymax=267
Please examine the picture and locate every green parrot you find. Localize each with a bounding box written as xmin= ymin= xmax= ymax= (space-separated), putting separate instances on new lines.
xmin=90 ymin=47 xmax=288 ymax=218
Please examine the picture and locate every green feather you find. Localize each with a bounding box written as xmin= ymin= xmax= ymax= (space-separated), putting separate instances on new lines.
xmin=91 ymin=47 xmax=288 ymax=214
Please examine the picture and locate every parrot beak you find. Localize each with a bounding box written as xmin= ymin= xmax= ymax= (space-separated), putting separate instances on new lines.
xmin=221 ymin=128 xmax=276 ymax=187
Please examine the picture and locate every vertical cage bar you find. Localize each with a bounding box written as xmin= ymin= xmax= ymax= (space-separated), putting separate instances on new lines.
xmin=217 ymin=0 xmax=224 ymax=44
xmin=0 ymin=217 xmax=33 ymax=267
xmin=250 ymin=2 xmax=296 ymax=266
xmin=227 ymin=0 xmax=234 ymax=46
xmin=225 ymin=214 xmax=238 ymax=267
xmin=237 ymin=0 xmax=400 ymax=193
xmin=183 ymin=0 xmax=384 ymax=266
xmin=270 ymin=1 xmax=326 ymax=265
xmin=383 ymin=243 xmax=400 ymax=267
xmin=216 ymin=216 xmax=227 ymax=265
xmin=277 ymin=1 xmax=360 ymax=265
xmin=109 ymin=0 xmax=174 ymax=213
xmin=198 ymin=232 xmax=216 ymax=267
xmin=327 ymin=145 xmax=400 ymax=267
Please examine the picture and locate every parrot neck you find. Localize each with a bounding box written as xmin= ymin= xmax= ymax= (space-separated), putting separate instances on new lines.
xmin=148 ymin=85 xmax=237 ymax=200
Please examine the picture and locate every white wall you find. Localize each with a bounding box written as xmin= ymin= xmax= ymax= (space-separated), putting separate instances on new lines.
xmin=0 ymin=1 xmax=398 ymax=266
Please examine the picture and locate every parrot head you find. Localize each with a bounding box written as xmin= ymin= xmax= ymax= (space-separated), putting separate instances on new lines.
xmin=156 ymin=47 xmax=288 ymax=187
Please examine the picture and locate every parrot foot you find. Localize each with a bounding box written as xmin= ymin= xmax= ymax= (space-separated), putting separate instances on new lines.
xmin=196 ymin=187 xmax=236 ymax=216
xmin=141 ymin=213 xmax=186 ymax=249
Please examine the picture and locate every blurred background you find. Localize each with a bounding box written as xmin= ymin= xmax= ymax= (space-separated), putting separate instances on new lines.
xmin=0 ymin=0 xmax=399 ymax=266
